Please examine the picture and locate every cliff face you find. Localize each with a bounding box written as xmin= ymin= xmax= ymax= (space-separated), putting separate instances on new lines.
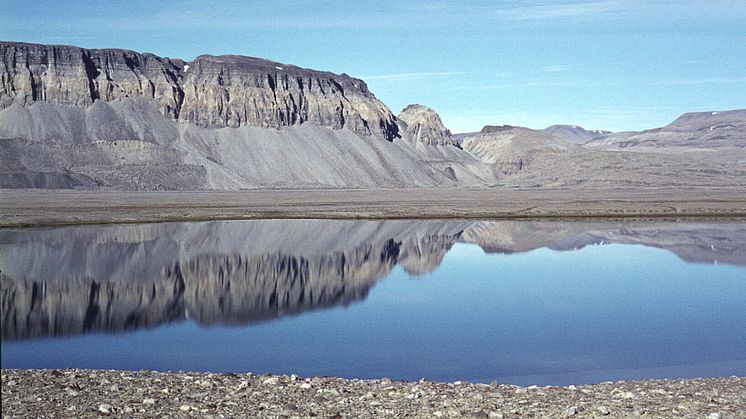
xmin=0 ymin=42 xmax=185 ymax=119
xmin=398 ymin=104 xmax=459 ymax=147
xmin=0 ymin=41 xmax=399 ymax=140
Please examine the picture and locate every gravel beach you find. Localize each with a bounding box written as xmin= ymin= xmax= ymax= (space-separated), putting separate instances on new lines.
xmin=2 ymin=369 xmax=744 ymax=418
xmin=2 ymin=187 xmax=746 ymax=227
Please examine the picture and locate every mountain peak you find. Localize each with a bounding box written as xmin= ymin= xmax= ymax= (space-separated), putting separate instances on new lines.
xmin=398 ymin=104 xmax=459 ymax=147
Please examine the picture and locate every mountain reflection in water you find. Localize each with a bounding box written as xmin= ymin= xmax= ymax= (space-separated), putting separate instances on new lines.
xmin=1 ymin=220 xmax=745 ymax=340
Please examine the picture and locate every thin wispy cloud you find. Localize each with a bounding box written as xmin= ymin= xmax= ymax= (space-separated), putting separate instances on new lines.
xmin=654 ymin=76 xmax=746 ymax=86
xmin=442 ymin=75 xmax=746 ymax=93
xmin=364 ymin=72 xmax=467 ymax=83
xmin=3 ymin=4 xmax=390 ymax=33
xmin=540 ymin=64 xmax=575 ymax=73
xmin=490 ymin=0 xmax=626 ymax=21
xmin=443 ymin=79 xmax=585 ymax=92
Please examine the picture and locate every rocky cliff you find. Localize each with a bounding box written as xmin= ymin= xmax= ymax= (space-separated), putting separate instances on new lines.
xmin=0 ymin=41 xmax=399 ymax=140
xmin=397 ymin=104 xmax=460 ymax=147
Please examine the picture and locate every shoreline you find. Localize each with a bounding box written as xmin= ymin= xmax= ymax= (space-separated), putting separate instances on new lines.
xmin=2 ymin=369 xmax=744 ymax=418
xmin=2 ymin=187 xmax=746 ymax=227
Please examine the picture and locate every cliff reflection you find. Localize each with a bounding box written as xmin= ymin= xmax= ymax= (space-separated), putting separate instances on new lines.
xmin=1 ymin=220 xmax=744 ymax=339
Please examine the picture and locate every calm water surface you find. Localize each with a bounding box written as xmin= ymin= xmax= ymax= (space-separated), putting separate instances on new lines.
xmin=2 ymin=219 xmax=745 ymax=385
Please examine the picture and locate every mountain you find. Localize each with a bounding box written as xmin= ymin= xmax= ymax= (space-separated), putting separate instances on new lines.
xmin=398 ymin=104 xmax=460 ymax=147
xmin=585 ymin=110 xmax=746 ymax=160
xmin=543 ymin=124 xmax=611 ymax=144
xmin=1 ymin=41 xmax=744 ymax=190
xmin=461 ymin=125 xmax=574 ymax=174
xmin=0 ymin=41 xmax=492 ymax=189
xmin=460 ymin=124 xmax=745 ymax=187
xmin=0 ymin=41 xmax=398 ymax=139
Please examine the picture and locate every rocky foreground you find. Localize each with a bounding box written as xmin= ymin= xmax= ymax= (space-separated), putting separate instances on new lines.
xmin=2 ymin=370 xmax=744 ymax=418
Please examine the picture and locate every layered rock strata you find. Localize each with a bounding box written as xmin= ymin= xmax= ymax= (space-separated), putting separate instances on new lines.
xmin=398 ymin=104 xmax=460 ymax=147
xmin=0 ymin=41 xmax=399 ymax=140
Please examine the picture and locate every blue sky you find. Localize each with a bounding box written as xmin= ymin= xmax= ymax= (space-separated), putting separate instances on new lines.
xmin=2 ymin=0 xmax=745 ymax=132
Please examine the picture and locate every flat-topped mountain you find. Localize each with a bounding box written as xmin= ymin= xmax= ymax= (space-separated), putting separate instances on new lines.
xmin=0 ymin=41 xmax=399 ymax=140
xmin=665 ymin=109 xmax=746 ymax=132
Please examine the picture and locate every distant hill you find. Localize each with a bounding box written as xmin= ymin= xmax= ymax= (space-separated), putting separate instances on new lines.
xmin=460 ymin=123 xmax=745 ymax=188
xmin=543 ymin=125 xmax=611 ymax=144
xmin=585 ymin=109 xmax=746 ymax=160
xmin=453 ymin=132 xmax=479 ymax=143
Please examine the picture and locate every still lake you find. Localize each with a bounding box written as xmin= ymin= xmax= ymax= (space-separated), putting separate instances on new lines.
xmin=2 ymin=219 xmax=745 ymax=386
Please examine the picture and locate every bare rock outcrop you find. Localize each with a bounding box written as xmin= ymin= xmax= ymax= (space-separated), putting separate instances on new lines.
xmin=0 ymin=42 xmax=184 ymax=119
xmin=0 ymin=41 xmax=399 ymax=140
xmin=398 ymin=104 xmax=459 ymax=147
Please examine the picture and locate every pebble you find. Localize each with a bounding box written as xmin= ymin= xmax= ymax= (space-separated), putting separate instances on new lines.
xmin=2 ymin=369 xmax=744 ymax=418
xmin=618 ymin=391 xmax=636 ymax=399
xmin=98 ymin=404 xmax=113 ymax=415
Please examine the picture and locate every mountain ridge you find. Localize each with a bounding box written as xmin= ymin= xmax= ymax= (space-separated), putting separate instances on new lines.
xmin=0 ymin=40 xmax=399 ymax=140
xmin=543 ymin=124 xmax=611 ymax=144
xmin=1 ymin=40 xmax=744 ymax=190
